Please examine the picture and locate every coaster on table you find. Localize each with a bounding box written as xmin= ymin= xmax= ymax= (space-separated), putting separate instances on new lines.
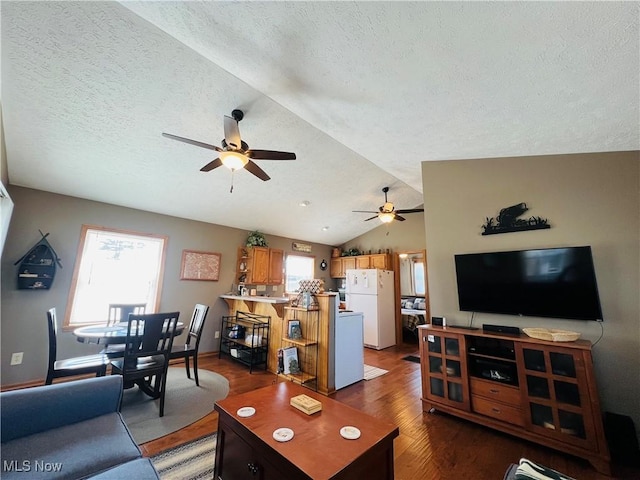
xmin=340 ymin=426 xmax=361 ymax=440
xmin=237 ymin=407 xmax=256 ymax=418
xmin=273 ymin=428 xmax=294 ymax=442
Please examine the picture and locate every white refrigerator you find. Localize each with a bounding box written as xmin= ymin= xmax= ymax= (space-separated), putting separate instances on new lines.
xmin=345 ymin=269 xmax=396 ymax=350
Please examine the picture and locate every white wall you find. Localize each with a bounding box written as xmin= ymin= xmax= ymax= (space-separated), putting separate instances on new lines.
xmin=422 ymin=151 xmax=639 ymax=436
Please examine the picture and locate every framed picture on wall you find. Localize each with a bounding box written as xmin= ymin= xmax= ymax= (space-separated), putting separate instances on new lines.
xmin=180 ymin=250 xmax=221 ymax=281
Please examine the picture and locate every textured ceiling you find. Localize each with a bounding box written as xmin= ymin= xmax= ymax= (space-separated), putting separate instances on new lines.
xmin=2 ymin=2 xmax=638 ymax=245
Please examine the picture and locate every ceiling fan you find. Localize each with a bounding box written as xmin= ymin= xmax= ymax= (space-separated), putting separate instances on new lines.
xmin=353 ymin=187 xmax=424 ymax=223
xmin=162 ymin=109 xmax=296 ymax=191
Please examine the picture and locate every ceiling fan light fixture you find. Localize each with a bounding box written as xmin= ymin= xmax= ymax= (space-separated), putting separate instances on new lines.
xmin=220 ymin=151 xmax=248 ymax=171
xmin=378 ymin=212 xmax=395 ymax=223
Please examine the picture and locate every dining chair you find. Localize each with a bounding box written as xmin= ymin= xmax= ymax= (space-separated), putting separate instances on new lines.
xmin=169 ymin=303 xmax=209 ymax=386
xmin=110 ymin=311 xmax=180 ymax=417
xmin=46 ymin=308 xmax=110 ymax=385
xmin=107 ymin=303 xmax=147 ymax=326
xmin=101 ymin=303 xmax=148 ymax=358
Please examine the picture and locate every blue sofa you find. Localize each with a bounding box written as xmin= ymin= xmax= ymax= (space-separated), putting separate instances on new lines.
xmin=1 ymin=376 xmax=160 ymax=479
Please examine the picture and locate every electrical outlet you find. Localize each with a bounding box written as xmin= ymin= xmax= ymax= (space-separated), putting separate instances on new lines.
xmin=214 ymin=331 xmax=220 ymax=339
xmin=10 ymin=352 xmax=24 ymax=365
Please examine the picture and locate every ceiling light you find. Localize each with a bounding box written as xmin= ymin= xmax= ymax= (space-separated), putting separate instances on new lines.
xmin=378 ymin=212 xmax=395 ymax=223
xmin=399 ymin=253 xmax=408 ymax=259
xmin=219 ymin=151 xmax=248 ymax=171
xmin=299 ymin=200 xmax=310 ymax=207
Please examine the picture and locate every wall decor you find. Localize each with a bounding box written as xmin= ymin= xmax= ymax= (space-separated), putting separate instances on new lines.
xmin=14 ymin=230 xmax=63 ymax=290
xmin=292 ymin=242 xmax=312 ymax=253
xmin=180 ymin=249 xmax=221 ymax=281
xmin=319 ymin=259 xmax=327 ymax=271
xmin=481 ymin=202 xmax=550 ymax=236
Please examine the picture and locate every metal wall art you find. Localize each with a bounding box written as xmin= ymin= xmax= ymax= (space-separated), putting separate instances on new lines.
xmin=481 ymin=202 xmax=550 ymax=236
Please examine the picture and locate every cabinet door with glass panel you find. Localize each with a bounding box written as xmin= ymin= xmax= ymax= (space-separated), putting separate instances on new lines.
xmin=516 ymin=343 xmax=601 ymax=451
xmin=420 ymin=331 xmax=470 ymax=411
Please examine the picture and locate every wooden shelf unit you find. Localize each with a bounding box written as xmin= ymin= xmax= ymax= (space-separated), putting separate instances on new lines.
xmin=279 ymin=306 xmax=320 ymax=389
xmin=418 ymin=325 xmax=610 ymax=475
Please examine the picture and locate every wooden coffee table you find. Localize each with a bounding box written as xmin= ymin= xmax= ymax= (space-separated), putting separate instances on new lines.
xmin=214 ymin=382 xmax=399 ymax=479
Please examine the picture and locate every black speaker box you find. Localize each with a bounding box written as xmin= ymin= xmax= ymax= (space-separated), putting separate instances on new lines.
xmin=482 ymin=324 xmax=520 ymax=335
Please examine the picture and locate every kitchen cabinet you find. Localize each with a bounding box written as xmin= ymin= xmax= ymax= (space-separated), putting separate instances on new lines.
xmin=236 ymin=246 xmax=283 ymax=286
xmin=418 ymin=325 xmax=610 ymax=475
xmin=329 ymin=254 xmax=390 ymax=278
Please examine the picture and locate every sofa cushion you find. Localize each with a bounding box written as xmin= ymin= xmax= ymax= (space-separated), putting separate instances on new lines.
xmin=1 ymin=413 xmax=141 ymax=480
xmin=88 ymin=458 xmax=160 ymax=479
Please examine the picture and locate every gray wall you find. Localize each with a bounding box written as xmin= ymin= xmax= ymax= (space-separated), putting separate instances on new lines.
xmin=1 ymin=186 xmax=332 ymax=386
xmin=422 ymin=151 xmax=640 ymax=436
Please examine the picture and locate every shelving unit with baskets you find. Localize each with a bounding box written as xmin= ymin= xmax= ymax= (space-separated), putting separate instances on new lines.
xmin=279 ymin=306 xmax=319 ymax=390
xmin=219 ymin=311 xmax=270 ymax=373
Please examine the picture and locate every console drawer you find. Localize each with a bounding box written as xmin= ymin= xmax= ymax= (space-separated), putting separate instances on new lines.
xmin=472 ymin=395 xmax=524 ymax=426
xmin=470 ymin=378 xmax=521 ymax=407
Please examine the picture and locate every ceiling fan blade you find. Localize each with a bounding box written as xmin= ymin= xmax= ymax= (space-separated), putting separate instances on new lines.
xmin=394 ymin=214 xmax=406 ymax=221
xmin=247 ymin=150 xmax=296 ymax=160
xmin=223 ymin=115 xmax=242 ymax=150
xmin=200 ymin=158 xmax=223 ymax=172
xmin=364 ymin=215 xmax=379 ymax=221
xmin=395 ymin=208 xmax=424 ymax=214
xmin=162 ymin=133 xmax=222 ymax=152
xmin=352 ymin=210 xmax=378 ymax=214
xmin=244 ymin=160 xmax=271 ymax=181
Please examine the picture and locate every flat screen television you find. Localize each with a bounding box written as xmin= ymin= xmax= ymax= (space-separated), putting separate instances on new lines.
xmin=454 ymin=246 xmax=603 ymax=321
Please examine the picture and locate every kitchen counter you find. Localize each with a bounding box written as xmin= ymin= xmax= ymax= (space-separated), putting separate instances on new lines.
xmin=220 ymin=294 xmax=290 ymax=316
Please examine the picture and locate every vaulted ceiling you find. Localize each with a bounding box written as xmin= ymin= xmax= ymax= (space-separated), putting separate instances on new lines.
xmin=2 ymin=2 xmax=638 ymax=245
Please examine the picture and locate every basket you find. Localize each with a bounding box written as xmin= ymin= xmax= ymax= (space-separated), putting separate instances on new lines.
xmin=522 ymin=328 xmax=581 ymax=342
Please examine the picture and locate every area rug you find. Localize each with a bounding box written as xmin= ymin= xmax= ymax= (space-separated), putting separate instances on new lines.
xmin=120 ymin=368 xmax=229 ymax=444
xmin=403 ymin=355 xmax=421 ymax=363
xmin=151 ymin=433 xmax=216 ymax=480
xmin=363 ymin=364 xmax=389 ymax=380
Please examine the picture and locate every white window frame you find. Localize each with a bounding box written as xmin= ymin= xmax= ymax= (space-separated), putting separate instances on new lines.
xmin=64 ymin=225 xmax=168 ymax=329
xmin=285 ymin=254 xmax=315 ymax=293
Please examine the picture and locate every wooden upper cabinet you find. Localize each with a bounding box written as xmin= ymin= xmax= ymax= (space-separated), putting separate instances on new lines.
xmin=356 ymin=256 xmax=370 ymax=269
xmin=329 ymin=254 xmax=391 ymax=278
xmin=330 ymin=258 xmax=343 ymax=278
xmin=250 ymin=247 xmax=270 ymax=284
xmin=370 ymin=253 xmax=390 ymax=269
xmin=268 ymin=248 xmax=284 ymax=285
xmin=342 ymin=256 xmax=356 ymax=273
xmin=239 ymin=246 xmax=283 ymax=285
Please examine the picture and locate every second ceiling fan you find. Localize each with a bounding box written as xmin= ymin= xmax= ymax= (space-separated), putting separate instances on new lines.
xmin=354 ymin=187 xmax=424 ymax=223
xmin=162 ymin=109 xmax=296 ymax=191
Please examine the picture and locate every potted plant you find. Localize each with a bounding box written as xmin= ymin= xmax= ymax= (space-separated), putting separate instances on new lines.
xmin=246 ymin=231 xmax=267 ymax=247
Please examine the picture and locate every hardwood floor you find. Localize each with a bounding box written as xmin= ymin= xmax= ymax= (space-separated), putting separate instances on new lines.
xmin=142 ymin=344 xmax=638 ymax=479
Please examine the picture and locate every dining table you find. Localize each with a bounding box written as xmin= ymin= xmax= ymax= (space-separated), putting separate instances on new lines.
xmin=73 ymin=321 xmax=185 ymax=393
xmin=73 ymin=321 xmax=184 ymax=345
